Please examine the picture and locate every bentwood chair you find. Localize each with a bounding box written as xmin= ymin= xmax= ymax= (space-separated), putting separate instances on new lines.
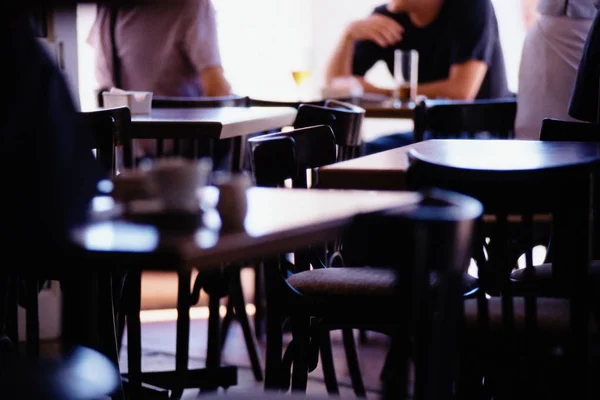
xmin=405 ymin=140 xmax=597 ymax=399
xmin=248 ymin=127 xmax=481 ymax=397
xmin=510 ymin=118 xmax=600 ymax=302
xmin=248 ymin=99 xmax=366 ymax=341
xmin=293 ymin=99 xmax=365 ymax=161
xmin=16 ymin=106 xmax=130 ymax=357
xmin=413 ymin=98 xmax=517 ymax=142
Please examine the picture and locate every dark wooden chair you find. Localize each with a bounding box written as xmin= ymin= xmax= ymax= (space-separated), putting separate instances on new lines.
xmin=19 ymin=105 xmax=131 ymax=354
xmin=413 ymin=98 xmax=517 ymax=142
xmin=405 ymin=140 xmax=596 ymax=399
xmin=293 ymin=99 xmax=365 ymax=161
xmin=3 ymin=106 xmax=132 ymax=398
xmin=510 ymin=118 xmax=600 ymax=300
xmin=248 ymin=127 xmax=480 ymax=397
xmin=248 ymin=99 xmax=366 ymax=341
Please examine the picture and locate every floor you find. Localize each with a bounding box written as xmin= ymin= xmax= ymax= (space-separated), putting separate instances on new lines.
xmin=111 ymin=268 xmax=390 ymax=398
xmin=118 ymin=318 xmax=390 ymax=399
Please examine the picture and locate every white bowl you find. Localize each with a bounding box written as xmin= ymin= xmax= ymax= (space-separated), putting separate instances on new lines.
xmin=102 ymin=91 xmax=153 ymax=115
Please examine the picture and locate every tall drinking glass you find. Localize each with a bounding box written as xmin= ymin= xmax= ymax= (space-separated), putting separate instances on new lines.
xmin=392 ymin=49 xmax=419 ymax=107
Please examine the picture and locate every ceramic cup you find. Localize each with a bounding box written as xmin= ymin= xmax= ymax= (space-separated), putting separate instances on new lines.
xmin=143 ymin=157 xmax=213 ymax=213
xmin=214 ymin=172 xmax=252 ymax=233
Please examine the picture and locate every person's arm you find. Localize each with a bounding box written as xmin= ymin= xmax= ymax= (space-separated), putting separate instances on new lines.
xmin=186 ymin=0 xmax=231 ymax=97
xmin=521 ymin=0 xmax=539 ymax=30
xmin=200 ymin=65 xmax=231 ymax=96
xmin=325 ymin=12 xmax=403 ymax=93
xmin=417 ymin=60 xmax=488 ymax=100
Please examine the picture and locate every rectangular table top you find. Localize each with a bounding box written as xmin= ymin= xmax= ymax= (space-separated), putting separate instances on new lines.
xmin=130 ymin=107 xmax=297 ymax=140
xmin=72 ymin=187 xmax=421 ymax=271
xmin=317 ymin=139 xmax=600 ymax=191
xmin=317 ymin=145 xmax=414 ymax=191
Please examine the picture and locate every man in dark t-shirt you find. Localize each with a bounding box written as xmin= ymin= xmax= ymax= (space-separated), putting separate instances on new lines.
xmin=325 ymin=0 xmax=511 ymax=152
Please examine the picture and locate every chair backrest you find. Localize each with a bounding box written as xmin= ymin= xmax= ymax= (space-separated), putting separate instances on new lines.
xmin=346 ymin=188 xmax=483 ymax=400
xmin=539 ymin=117 xmax=600 ymax=259
xmin=539 ymin=118 xmax=600 ymax=141
xmin=77 ymin=106 xmax=132 ymax=177
xmin=151 ymin=94 xmax=249 ymax=108
xmin=293 ymin=99 xmax=365 ymax=161
xmin=248 ymin=125 xmax=336 ymax=188
xmin=413 ymin=98 xmax=517 ymax=142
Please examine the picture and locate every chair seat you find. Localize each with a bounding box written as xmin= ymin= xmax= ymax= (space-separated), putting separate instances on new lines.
xmin=464 ymin=297 xmax=570 ymax=332
xmin=287 ymin=267 xmax=397 ymax=297
xmin=287 ymin=267 xmax=478 ymax=298
xmin=510 ymin=261 xmax=600 ymax=296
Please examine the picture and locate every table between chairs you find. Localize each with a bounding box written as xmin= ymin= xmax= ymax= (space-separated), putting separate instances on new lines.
xmin=130 ymin=106 xmax=297 ymax=171
xmin=317 ymin=139 xmax=600 ymax=191
xmin=66 ymin=187 xmax=422 ymax=398
xmin=247 ymin=94 xmax=415 ymax=118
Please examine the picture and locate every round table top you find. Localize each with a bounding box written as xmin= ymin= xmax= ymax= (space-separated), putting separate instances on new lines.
xmin=408 ymin=139 xmax=600 ymax=172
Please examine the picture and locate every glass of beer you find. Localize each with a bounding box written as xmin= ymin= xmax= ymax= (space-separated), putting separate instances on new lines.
xmin=392 ymin=49 xmax=419 ymax=106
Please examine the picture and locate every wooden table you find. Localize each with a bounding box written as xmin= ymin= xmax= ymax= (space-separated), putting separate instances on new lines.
xmin=361 ymin=100 xmax=416 ymax=119
xmin=317 ymin=142 xmax=416 ymax=191
xmin=131 ymin=107 xmax=297 ymax=170
xmin=70 ymin=187 xmax=421 ymax=397
xmin=248 ymin=94 xmax=415 ymax=119
xmin=317 ymin=139 xmax=600 ymax=191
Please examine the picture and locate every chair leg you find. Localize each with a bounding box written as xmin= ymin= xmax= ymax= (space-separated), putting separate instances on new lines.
xmin=253 ymin=263 xmax=265 ymax=340
xmin=98 ymin=273 xmax=125 ymax=400
xmin=319 ymin=330 xmax=340 ymax=395
xmin=230 ymin=271 xmax=263 ymax=381
xmin=342 ymin=328 xmax=366 ymax=397
xmin=219 ymin=299 xmax=234 ymax=351
xmin=172 ymin=270 xmax=192 ymax=400
xmin=359 ymin=328 xmax=369 ymax=344
xmin=264 ymin=258 xmax=284 ymax=391
xmin=5 ymin=278 xmax=18 ymax=356
xmin=125 ymin=271 xmax=143 ymax=399
xmin=25 ymin=280 xmax=40 ymax=360
xmin=290 ymin=314 xmax=310 ymax=392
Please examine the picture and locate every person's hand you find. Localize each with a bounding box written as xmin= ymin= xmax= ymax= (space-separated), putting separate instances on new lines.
xmin=345 ymin=14 xmax=403 ymax=47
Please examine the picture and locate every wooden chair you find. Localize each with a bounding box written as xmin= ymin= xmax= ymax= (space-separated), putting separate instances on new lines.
xmin=405 ymin=141 xmax=596 ymax=399
xmin=248 ymin=127 xmax=480 ymax=397
xmin=413 ymin=98 xmax=517 ymax=142
xmin=510 ymin=118 xmax=600 ymax=299
xmin=18 ymin=106 xmax=131 ymax=356
xmin=293 ymin=99 xmax=365 ymax=161
xmin=248 ymin=99 xmax=366 ymax=341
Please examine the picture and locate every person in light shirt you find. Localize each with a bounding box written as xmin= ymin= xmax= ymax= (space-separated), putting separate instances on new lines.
xmin=87 ymin=0 xmax=232 ymax=164
xmin=515 ymin=0 xmax=600 ymax=139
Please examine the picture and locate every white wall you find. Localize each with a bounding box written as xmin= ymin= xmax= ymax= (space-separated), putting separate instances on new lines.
xmin=77 ymin=0 xmax=525 ymax=107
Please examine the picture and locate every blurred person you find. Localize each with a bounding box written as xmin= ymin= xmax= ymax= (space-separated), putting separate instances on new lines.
xmin=87 ymin=0 xmax=232 ymax=166
xmin=1 ymin=4 xmax=105 ymax=364
xmin=515 ymin=0 xmax=599 ymax=139
xmin=325 ymin=0 xmax=511 ymax=154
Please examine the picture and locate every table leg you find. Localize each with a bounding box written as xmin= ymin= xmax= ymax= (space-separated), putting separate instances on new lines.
xmin=126 ymin=270 xmax=143 ymax=398
xmin=229 ymin=136 xmax=245 ymax=172
xmin=172 ymin=270 xmax=191 ymax=399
